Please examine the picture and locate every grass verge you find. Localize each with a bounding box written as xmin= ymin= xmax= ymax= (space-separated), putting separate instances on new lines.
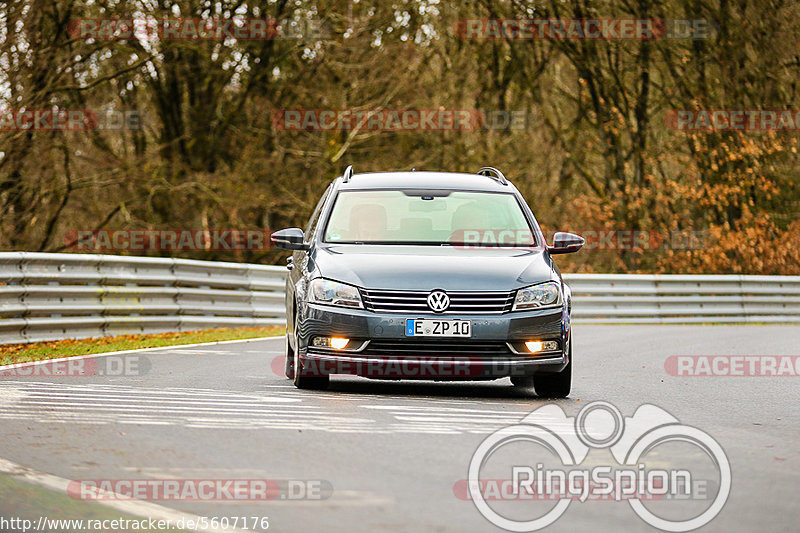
xmin=0 ymin=326 xmax=285 ymax=366
xmin=0 ymin=472 xmax=189 ymax=532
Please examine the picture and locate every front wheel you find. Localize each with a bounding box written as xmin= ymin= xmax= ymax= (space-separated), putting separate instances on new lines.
xmin=284 ymin=334 xmax=295 ymax=379
xmin=510 ymin=376 xmax=535 ymax=388
xmin=293 ymin=347 xmax=329 ymax=390
xmin=532 ymin=336 xmax=572 ymax=398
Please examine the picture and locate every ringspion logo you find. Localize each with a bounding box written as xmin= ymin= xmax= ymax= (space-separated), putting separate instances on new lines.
xmin=465 ymin=401 xmax=730 ymax=531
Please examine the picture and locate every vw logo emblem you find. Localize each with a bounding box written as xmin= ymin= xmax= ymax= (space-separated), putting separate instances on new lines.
xmin=427 ymin=290 xmax=450 ymax=312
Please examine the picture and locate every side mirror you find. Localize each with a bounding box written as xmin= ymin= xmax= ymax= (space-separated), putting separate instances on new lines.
xmin=547 ymin=232 xmax=584 ymax=254
xmin=271 ymin=228 xmax=308 ymax=250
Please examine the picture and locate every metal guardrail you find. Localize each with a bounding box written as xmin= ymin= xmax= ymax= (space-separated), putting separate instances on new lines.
xmin=0 ymin=252 xmax=286 ymax=345
xmin=1 ymin=253 xmax=799 ymax=345
xmin=566 ymin=273 xmax=800 ymax=324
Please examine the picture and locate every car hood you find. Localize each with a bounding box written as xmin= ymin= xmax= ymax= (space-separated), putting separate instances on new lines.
xmin=312 ymin=245 xmax=555 ymax=291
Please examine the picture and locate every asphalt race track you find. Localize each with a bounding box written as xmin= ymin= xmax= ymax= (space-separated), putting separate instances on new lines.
xmin=1 ymin=325 xmax=798 ymax=532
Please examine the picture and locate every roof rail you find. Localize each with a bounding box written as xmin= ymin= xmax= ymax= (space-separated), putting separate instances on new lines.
xmin=342 ymin=165 xmax=354 ymax=183
xmin=477 ymin=167 xmax=509 ymax=186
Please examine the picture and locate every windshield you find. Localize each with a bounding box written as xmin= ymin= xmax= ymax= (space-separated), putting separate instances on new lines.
xmin=322 ymin=190 xmax=536 ymax=246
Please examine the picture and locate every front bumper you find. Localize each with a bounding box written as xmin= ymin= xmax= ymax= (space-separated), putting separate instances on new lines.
xmin=296 ymin=303 xmax=569 ymax=380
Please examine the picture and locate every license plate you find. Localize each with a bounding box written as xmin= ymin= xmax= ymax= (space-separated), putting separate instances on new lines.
xmin=405 ymin=319 xmax=471 ymax=337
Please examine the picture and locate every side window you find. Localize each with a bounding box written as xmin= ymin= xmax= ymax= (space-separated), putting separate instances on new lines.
xmin=304 ymin=185 xmax=332 ymax=241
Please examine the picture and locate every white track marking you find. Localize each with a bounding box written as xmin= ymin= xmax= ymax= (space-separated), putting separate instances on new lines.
xmin=22 ymin=395 xmax=312 ymax=407
xmin=0 ymin=379 xmax=559 ymax=434
xmin=0 ymin=382 xmax=377 ymax=431
xmin=0 ymin=457 xmax=248 ymax=533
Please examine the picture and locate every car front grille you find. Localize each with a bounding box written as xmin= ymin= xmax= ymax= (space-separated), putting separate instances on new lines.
xmin=361 ymin=289 xmax=515 ymax=314
xmin=361 ymin=339 xmax=514 ymax=357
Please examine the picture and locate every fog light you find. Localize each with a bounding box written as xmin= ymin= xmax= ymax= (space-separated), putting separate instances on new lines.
xmin=525 ymin=340 xmax=558 ymax=353
xmin=312 ymin=336 xmax=350 ymax=350
xmin=330 ymin=337 xmax=349 ymax=350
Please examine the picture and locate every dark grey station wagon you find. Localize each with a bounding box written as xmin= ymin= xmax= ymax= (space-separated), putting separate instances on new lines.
xmin=271 ymin=166 xmax=584 ymax=397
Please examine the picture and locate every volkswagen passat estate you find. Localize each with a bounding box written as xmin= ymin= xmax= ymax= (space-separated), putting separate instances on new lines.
xmin=271 ymin=166 xmax=584 ymax=397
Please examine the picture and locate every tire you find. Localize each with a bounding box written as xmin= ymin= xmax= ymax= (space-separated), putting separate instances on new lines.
xmin=294 ymin=373 xmax=330 ymax=390
xmin=533 ymin=336 xmax=572 ymax=398
xmin=292 ymin=338 xmax=329 ymax=390
xmin=510 ymin=376 xmax=535 ymax=388
xmin=293 ymin=359 xmax=330 ymax=389
xmin=284 ymin=334 xmax=295 ymax=379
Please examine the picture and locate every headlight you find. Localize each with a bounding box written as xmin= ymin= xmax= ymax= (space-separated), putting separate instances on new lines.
xmin=308 ymin=278 xmax=363 ymax=309
xmin=512 ymin=281 xmax=562 ymax=311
